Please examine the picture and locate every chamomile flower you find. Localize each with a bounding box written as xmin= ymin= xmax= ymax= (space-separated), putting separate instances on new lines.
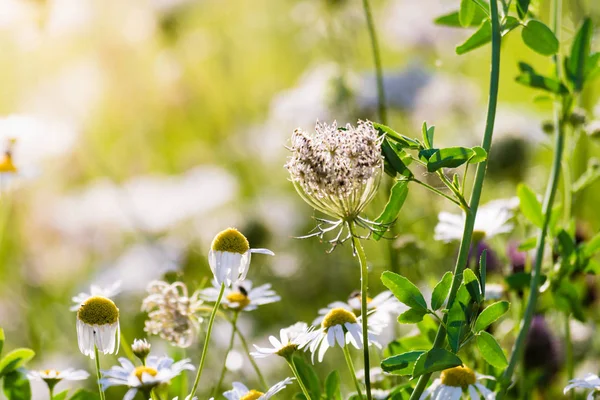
xmin=302 ymin=307 xmax=381 ymax=363
xmin=100 ymin=356 xmax=194 ymax=400
xmin=434 ymin=198 xmax=518 ymax=243
xmin=200 ymin=279 xmax=280 ymax=312
xmin=250 ymin=322 xmax=314 ymax=360
xmin=420 ymin=366 xmax=495 ymax=400
xmin=209 ymin=228 xmax=274 ymax=287
xmin=564 ymin=373 xmax=600 ymax=399
xmin=76 ymin=295 xmax=120 ymax=359
xmin=27 ymin=368 xmax=89 ymax=392
xmin=71 ymin=281 xmax=121 ymax=311
xmin=223 ymin=378 xmax=295 ymax=400
xmin=131 ymin=338 xmax=151 ymax=363
xmin=0 ymin=138 xmax=18 ymax=190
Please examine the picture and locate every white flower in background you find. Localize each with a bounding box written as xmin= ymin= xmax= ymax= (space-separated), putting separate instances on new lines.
xmin=251 ymin=322 xmax=314 ymax=360
xmin=100 ymin=356 xmax=194 ymax=400
xmin=71 ymin=281 xmax=121 ymax=311
xmin=371 ymin=389 xmax=392 ymax=400
xmin=200 ymin=279 xmax=280 ymax=312
xmin=302 ymin=307 xmax=381 ymax=363
xmin=421 ymin=366 xmax=495 ymax=399
xmin=75 ymin=295 xmax=120 ymax=359
xmin=434 ymin=198 xmax=518 ymax=243
xmin=131 ymin=338 xmax=151 ymax=362
xmin=223 ymin=378 xmax=295 ymax=400
xmin=564 ymin=373 xmax=600 ymax=399
xmin=356 ymin=366 xmax=390 ymax=384
xmin=485 ymin=283 xmax=505 ymax=301
xmin=27 ymin=368 xmax=89 ymax=383
xmin=209 ymin=228 xmax=274 ymax=287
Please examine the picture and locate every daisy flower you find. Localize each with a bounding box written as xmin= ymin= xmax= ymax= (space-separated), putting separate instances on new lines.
xmin=209 ymin=228 xmax=274 ymax=287
xmin=251 ymin=322 xmax=314 ymax=360
xmin=27 ymin=368 xmax=89 ymax=394
xmin=131 ymin=338 xmax=151 ymax=363
xmin=564 ymin=373 xmax=600 ymax=399
xmin=302 ymin=307 xmax=381 ymax=363
xmin=200 ymin=279 xmax=280 ymax=312
xmin=421 ymin=366 xmax=496 ymax=399
xmin=100 ymin=356 xmax=194 ymax=400
xmin=0 ymin=138 xmax=18 ymax=190
xmin=485 ymin=283 xmax=505 ymax=301
xmin=71 ymin=281 xmax=121 ymax=311
xmin=434 ymin=198 xmax=518 ymax=243
xmin=75 ymin=295 xmax=120 ymax=359
xmin=223 ymin=378 xmax=294 ymax=400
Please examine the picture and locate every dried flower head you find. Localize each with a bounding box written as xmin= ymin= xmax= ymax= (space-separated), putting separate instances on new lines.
xmin=141 ymin=281 xmax=204 ymax=348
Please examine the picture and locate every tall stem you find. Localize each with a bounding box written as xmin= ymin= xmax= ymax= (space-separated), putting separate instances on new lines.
xmin=361 ymin=0 xmax=386 ymax=124
xmin=93 ymin=344 xmax=106 ymax=400
xmin=213 ymin=312 xmax=239 ymax=396
xmin=499 ymin=0 xmax=565 ymax=393
xmin=119 ymin=332 xmax=135 ymax=361
xmin=343 ymin=344 xmax=364 ymax=400
xmin=408 ymin=1 xmax=502 ymax=398
xmin=286 ymin=358 xmax=313 ymax=400
xmin=233 ymin=319 xmax=269 ymax=390
xmin=349 ymin=222 xmax=372 ymax=400
xmin=189 ymin=283 xmax=225 ymax=397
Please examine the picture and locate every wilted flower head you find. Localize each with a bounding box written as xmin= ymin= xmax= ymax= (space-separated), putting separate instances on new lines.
xmin=286 ymin=120 xmax=383 ymax=220
xmin=141 ymin=281 xmax=204 ymax=348
xmin=76 ymin=295 xmax=120 ymax=359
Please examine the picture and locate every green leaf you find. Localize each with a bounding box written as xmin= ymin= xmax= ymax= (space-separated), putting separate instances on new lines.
xmin=469 ymin=146 xmax=487 ymax=163
xmin=463 ymin=269 xmax=482 ymax=304
xmin=422 ymin=122 xmax=434 ymax=149
xmin=516 ymin=0 xmax=530 ymax=19
xmin=0 ymin=349 xmax=35 ymax=378
xmin=479 ymin=249 xmax=487 ymax=296
xmin=53 ymin=390 xmax=69 ymax=400
xmin=505 ymin=272 xmax=547 ymax=292
xmin=583 ymin=232 xmax=600 ymax=258
xmin=572 ymin=159 xmax=600 ymax=193
xmin=68 ymin=390 xmax=100 ymax=400
xmin=381 ymin=351 xmax=425 ymax=375
xmin=381 ymin=271 xmax=428 ymax=311
xmin=425 ymin=147 xmax=477 ymax=172
xmin=446 ymin=300 xmax=467 ymax=353
xmin=518 ymin=183 xmax=543 ymax=227
xmin=382 ymin=139 xmax=414 ymax=179
xmin=431 ymin=272 xmax=453 ymax=311
xmin=3 ymin=369 xmax=31 ymax=400
xmin=502 ymin=16 xmax=521 ymax=35
xmin=456 ymin=20 xmax=492 ymax=55
xmin=435 ymin=8 xmax=487 ymax=28
xmin=521 ymin=20 xmax=559 ymax=56
xmin=476 ymin=331 xmax=508 ymax=368
xmin=0 ymin=328 xmax=4 ymax=356
xmin=515 ymin=62 xmax=569 ymax=94
xmin=567 ymin=18 xmax=592 ymax=92
xmin=518 ymin=236 xmax=537 ymax=251
xmin=293 ymin=355 xmax=321 ymax=400
xmin=412 ymin=349 xmax=462 ymax=378
xmin=374 ymin=180 xmax=409 ymax=240
xmin=459 ymin=0 xmax=476 ymax=27
xmin=324 ymin=370 xmax=341 ymax=400
xmin=373 ymin=123 xmax=421 ymax=149
xmin=398 ymin=308 xmax=428 ymax=324
xmin=474 ymin=301 xmax=510 ymax=332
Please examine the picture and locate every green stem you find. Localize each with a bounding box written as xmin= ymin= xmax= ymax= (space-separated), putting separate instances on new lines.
xmin=179 ymin=349 xmax=188 ymax=400
xmin=213 ymin=312 xmax=239 ymax=396
xmin=349 ymin=222 xmax=372 ymax=400
xmin=499 ymin=0 xmax=566 ymax=394
xmin=233 ymin=319 xmax=269 ymax=390
xmin=286 ymin=358 xmax=313 ymax=400
xmin=49 ymin=386 xmax=54 ymax=400
xmin=93 ymin=345 xmax=106 ymax=400
xmin=361 ymin=0 xmax=387 ymax=124
xmin=189 ymin=282 xmax=225 ymax=397
xmin=565 ymin=313 xmax=574 ymax=384
xmin=410 ymin=178 xmax=462 ymax=207
xmin=119 ymin=332 xmax=135 ymax=362
xmin=342 ymin=344 xmax=364 ymax=400
xmin=408 ymin=1 xmax=502 ymax=398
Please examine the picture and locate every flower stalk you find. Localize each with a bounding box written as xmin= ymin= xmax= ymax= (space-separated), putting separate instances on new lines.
xmin=343 ymin=343 xmax=364 ymax=400
xmin=214 ymin=311 xmax=239 ymax=396
xmin=285 ymin=357 xmax=313 ymax=400
xmin=93 ymin=344 xmax=106 ymax=400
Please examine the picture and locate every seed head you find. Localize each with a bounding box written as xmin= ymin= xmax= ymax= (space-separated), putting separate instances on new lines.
xmin=440 ymin=366 xmax=476 ymax=388
xmin=211 ymin=228 xmax=250 ymax=254
xmin=77 ymin=296 xmax=119 ymax=326
xmin=321 ymin=307 xmax=357 ymax=330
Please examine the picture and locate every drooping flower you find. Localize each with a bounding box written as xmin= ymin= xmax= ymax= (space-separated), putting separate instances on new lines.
xmin=141 ymin=281 xmax=204 ymax=348
xmin=71 ymin=281 xmax=121 ymax=311
xmin=301 ymin=307 xmax=381 ymax=363
xmin=76 ymin=295 xmax=120 ymax=359
xmin=434 ymin=198 xmax=518 ymax=243
xmin=200 ymin=279 xmax=280 ymax=312
xmin=223 ymin=378 xmax=294 ymax=400
xmin=131 ymin=338 xmax=151 ymax=363
xmin=209 ymin=228 xmax=274 ymax=287
xmin=100 ymin=356 xmax=194 ymax=400
xmin=250 ymin=322 xmax=315 ymax=360
xmin=564 ymin=373 xmax=600 ymax=399
xmin=420 ymin=366 xmax=496 ymax=399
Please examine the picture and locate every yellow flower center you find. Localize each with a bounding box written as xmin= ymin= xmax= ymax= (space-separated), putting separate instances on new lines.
xmin=0 ymin=153 xmax=17 ymax=173
xmin=440 ymin=366 xmax=476 ymax=388
xmin=77 ymin=296 xmax=120 ymax=325
xmin=275 ymin=343 xmax=298 ymax=358
xmin=321 ymin=307 xmax=357 ymax=330
xmin=472 ymin=230 xmax=486 ymax=244
xmin=240 ymin=390 xmax=264 ymax=400
xmin=226 ymin=292 xmax=251 ymax=309
xmin=211 ymin=228 xmax=250 ymax=254
xmin=133 ymin=366 xmax=158 ymax=382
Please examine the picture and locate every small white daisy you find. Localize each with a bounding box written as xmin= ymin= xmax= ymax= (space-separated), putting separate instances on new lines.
xmin=71 ymin=281 xmax=121 ymax=311
xmin=302 ymin=307 xmax=381 ymax=363
xmin=209 ymin=228 xmax=274 ymax=287
xmin=223 ymin=378 xmax=294 ymax=400
xmin=76 ymin=295 xmax=120 ymax=359
xmin=484 ymin=283 xmax=505 ymax=301
xmin=131 ymin=338 xmax=151 ymax=361
xmin=27 ymin=368 xmax=89 ymax=383
xmin=200 ymin=279 xmax=280 ymax=312
xmin=100 ymin=356 xmax=194 ymax=400
xmin=564 ymin=373 xmax=600 ymax=399
xmin=250 ymin=322 xmax=314 ymax=359
xmin=421 ymin=366 xmax=495 ymax=400
xmin=434 ymin=198 xmax=518 ymax=243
